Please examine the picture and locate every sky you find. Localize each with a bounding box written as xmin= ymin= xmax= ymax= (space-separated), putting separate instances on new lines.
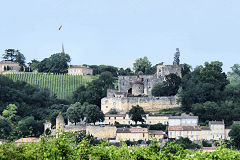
xmin=0 ymin=0 xmax=240 ymax=72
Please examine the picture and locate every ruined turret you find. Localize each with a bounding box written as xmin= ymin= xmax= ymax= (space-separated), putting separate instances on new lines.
xmin=132 ymin=77 xmax=144 ymax=96
xmin=56 ymin=112 xmax=65 ymax=134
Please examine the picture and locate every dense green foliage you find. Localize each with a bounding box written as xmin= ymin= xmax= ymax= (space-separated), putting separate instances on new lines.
xmin=179 ymin=61 xmax=229 ymax=113
xmin=3 ymin=49 xmax=26 ymax=70
xmin=0 ymin=75 xmax=70 ymax=139
xmin=178 ymin=61 xmax=240 ymax=125
xmin=67 ymin=102 xmax=83 ymax=125
xmin=152 ymin=73 xmax=181 ymax=97
xmin=37 ymin=53 xmax=71 ymax=74
xmin=149 ymin=123 xmax=167 ymax=131
xmin=4 ymin=73 xmax=96 ymax=99
xmin=229 ymin=124 xmax=240 ymax=149
xmin=73 ymin=72 xmax=115 ymax=106
xmin=128 ymin=105 xmax=146 ymax=124
xmin=0 ymin=134 xmax=240 ymax=159
xmin=86 ymin=105 xmax=105 ymax=125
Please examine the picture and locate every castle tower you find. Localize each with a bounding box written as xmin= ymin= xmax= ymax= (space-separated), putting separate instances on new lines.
xmin=56 ymin=112 xmax=65 ymax=134
xmin=132 ymin=77 xmax=144 ymax=96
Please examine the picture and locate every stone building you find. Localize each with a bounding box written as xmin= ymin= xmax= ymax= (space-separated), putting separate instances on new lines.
xmin=101 ymin=55 xmax=182 ymax=114
xmin=0 ymin=60 xmax=20 ymax=73
xmin=116 ymin=127 xmax=166 ymax=142
xmin=68 ymin=65 xmax=93 ymax=76
xmin=168 ymin=116 xmax=198 ymax=126
xmin=168 ymin=120 xmax=230 ymax=141
xmin=104 ymin=113 xmax=169 ymax=125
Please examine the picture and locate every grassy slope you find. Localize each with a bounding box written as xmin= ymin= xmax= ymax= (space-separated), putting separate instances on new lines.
xmin=4 ymin=73 xmax=97 ymax=100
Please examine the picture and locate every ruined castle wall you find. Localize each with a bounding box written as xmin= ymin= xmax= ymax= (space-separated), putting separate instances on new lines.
xmin=64 ymin=125 xmax=86 ymax=132
xmin=101 ymin=96 xmax=180 ymax=114
xmin=156 ymin=65 xmax=182 ymax=78
xmin=86 ymin=126 xmax=117 ymax=139
xmin=118 ymin=75 xmax=163 ymax=96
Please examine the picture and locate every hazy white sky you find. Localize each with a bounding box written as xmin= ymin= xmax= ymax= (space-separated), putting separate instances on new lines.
xmin=0 ymin=0 xmax=239 ymax=72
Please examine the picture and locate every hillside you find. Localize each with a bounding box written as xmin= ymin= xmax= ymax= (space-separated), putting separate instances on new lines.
xmin=4 ymin=73 xmax=97 ymax=99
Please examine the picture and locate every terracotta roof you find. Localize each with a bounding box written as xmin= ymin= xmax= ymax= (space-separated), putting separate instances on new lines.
xmin=200 ymin=126 xmax=210 ymax=130
xmin=134 ymin=77 xmax=143 ymax=84
xmin=149 ymin=130 xmax=164 ymax=135
xmin=105 ymin=114 xmax=126 ymax=117
xmin=117 ymin=128 xmax=130 ymax=133
xmin=69 ymin=65 xmax=91 ymax=69
xmin=168 ymin=126 xmax=201 ymax=131
xmin=15 ymin=137 xmax=41 ymax=143
xmin=117 ymin=128 xmax=148 ymax=133
xmin=169 ymin=116 xmax=198 ymax=119
xmin=233 ymin=121 xmax=240 ymax=124
xmin=0 ymin=61 xmax=19 ymax=65
xmin=129 ymin=128 xmax=148 ymax=133
xmin=209 ymin=121 xmax=224 ymax=125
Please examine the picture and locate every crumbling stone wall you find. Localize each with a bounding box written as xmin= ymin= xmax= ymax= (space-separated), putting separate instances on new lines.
xmin=101 ymin=96 xmax=180 ymax=114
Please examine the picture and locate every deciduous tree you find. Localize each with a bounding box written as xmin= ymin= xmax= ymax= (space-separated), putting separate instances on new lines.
xmin=128 ymin=105 xmax=146 ymax=124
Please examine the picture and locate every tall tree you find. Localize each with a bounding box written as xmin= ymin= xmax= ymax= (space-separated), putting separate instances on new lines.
xmin=2 ymin=49 xmax=26 ymax=69
xmin=133 ymin=56 xmax=152 ymax=74
xmin=2 ymin=104 xmax=17 ymax=122
xmin=73 ymin=72 xmax=115 ymax=106
xmin=66 ymin=102 xmax=83 ymax=125
xmin=37 ymin=53 xmax=71 ymax=74
xmin=128 ymin=105 xmax=146 ymax=124
xmin=179 ymin=61 xmax=229 ymax=112
xmin=152 ymin=73 xmax=181 ymax=97
xmin=229 ymin=124 xmax=240 ymax=149
xmin=86 ymin=105 xmax=104 ymax=125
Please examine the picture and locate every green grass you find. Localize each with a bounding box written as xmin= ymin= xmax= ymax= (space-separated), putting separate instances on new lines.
xmin=159 ymin=107 xmax=182 ymax=115
xmin=4 ymin=73 xmax=97 ymax=100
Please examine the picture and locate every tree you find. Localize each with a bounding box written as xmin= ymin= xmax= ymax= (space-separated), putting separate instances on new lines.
xmin=179 ymin=61 xmax=229 ymax=112
xmin=2 ymin=104 xmax=17 ymax=122
xmin=73 ymin=72 xmax=115 ymax=106
xmin=38 ymin=53 xmax=71 ymax=74
xmin=0 ymin=119 xmax=12 ymax=139
xmin=86 ymin=105 xmax=104 ymax=125
xmin=229 ymin=124 xmax=240 ymax=149
xmin=67 ymin=102 xmax=83 ymax=125
xmin=128 ymin=105 xmax=146 ymax=124
xmin=133 ymin=57 xmax=152 ymax=74
xmin=230 ymin=64 xmax=240 ymax=76
xmin=29 ymin=59 xmax=40 ymax=71
xmin=17 ymin=116 xmax=42 ymax=137
xmin=152 ymin=73 xmax=181 ymax=97
xmin=2 ymin=49 xmax=26 ymax=69
xmin=149 ymin=123 xmax=166 ymax=131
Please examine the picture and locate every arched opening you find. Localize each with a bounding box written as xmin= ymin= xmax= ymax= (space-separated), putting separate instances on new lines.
xmin=128 ymin=88 xmax=132 ymax=94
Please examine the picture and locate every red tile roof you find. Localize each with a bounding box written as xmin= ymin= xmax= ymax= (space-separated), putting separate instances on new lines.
xmin=168 ymin=126 xmax=201 ymax=131
xmin=15 ymin=137 xmax=41 ymax=143
xmin=149 ymin=130 xmax=164 ymax=135
xmin=69 ymin=65 xmax=90 ymax=69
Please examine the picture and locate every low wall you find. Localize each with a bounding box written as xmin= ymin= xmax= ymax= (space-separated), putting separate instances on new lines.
xmin=86 ymin=126 xmax=117 ymax=139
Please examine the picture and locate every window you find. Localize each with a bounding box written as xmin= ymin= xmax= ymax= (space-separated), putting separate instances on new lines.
xmin=123 ymin=117 xmax=125 ymax=119
xmin=106 ymin=106 xmax=108 ymax=108
xmin=143 ymin=133 xmax=145 ymax=137
xmin=114 ymin=117 xmax=116 ymax=120
xmin=109 ymin=117 xmax=110 ymax=120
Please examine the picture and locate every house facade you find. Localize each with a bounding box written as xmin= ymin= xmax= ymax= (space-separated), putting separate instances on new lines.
xmin=68 ymin=65 xmax=93 ymax=76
